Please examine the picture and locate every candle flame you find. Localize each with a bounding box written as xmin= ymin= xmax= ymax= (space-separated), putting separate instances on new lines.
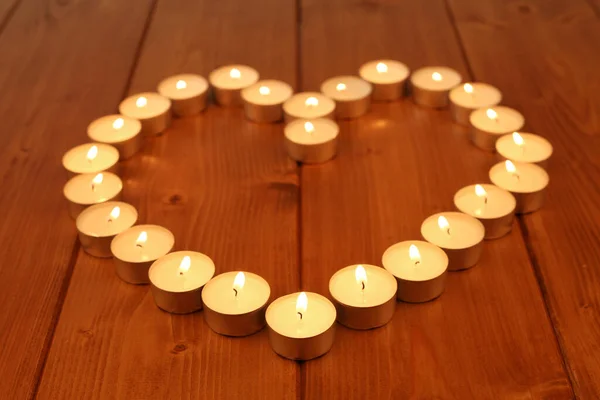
xmin=505 ymin=160 xmax=517 ymax=174
xmin=305 ymin=96 xmax=319 ymax=107
xmin=475 ymin=184 xmax=487 ymax=198
xmin=110 ymin=206 xmax=120 ymax=220
xmin=409 ymin=244 xmax=421 ymax=263
xmin=136 ymin=231 xmax=148 ymax=246
xmin=112 ymin=117 xmax=124 ymax=130
xmin=376 ymin=62 xmax=388 ymax=73
xmin=438 ymin=215 xmax=450 ymax=231
xmin=230 ymin=68 xmax=241 ymax=79
xmin=512 ymin=132 xmax=524 ymax=146
xmin=486 ymin=108 xmax=498 ymax=121
xmin=296 ymin=292 xmax=308 ymax=316
xmin=259 ymin=86 xmax=270 ymax=96
xmin=304 ymin=121 xmax=315 ymax=133
xmin=233 ymin=271 xmax=245 ymax=291
xmin=432 ymin=72 xmax=442 ymax=82
xmin=136 ymin=96 xmax=147 ymax=108
xmin=179 ymin=256 xmax=191 ymax=274
xmin=336 ymin=83 xmax=346 ymax=91
xmin=464 ymin=83 xmax=473 ymax=94
xmin=176 ymin=80 xmax=187 ymax=90
xmin=355 ymin=265 xmax=367 ymax=289
xmin=86 ymin=145 xmax=98 ymax=161
xmin=92 ymin=173 xmax=103 ymax=186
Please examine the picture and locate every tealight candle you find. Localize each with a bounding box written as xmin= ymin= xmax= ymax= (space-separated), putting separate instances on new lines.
xmin=266 ymin=292 xmax=336 ymax=361
xmin=284 ymin=119 xmax=339 ymax=164
xmin=63 ymin=172 xmax=122 ymax=219
xmin=410 ymin=66 xmax=462 ymax=108
xmin=157 ymin=74 xmax=209 ymax=117
xmin=111 ymin=224 xmax=175 ymax=284
xmin=320 ymin=75 xmax=372 ymax=119
xmin=202 ymin=271 xmax=271 ymax=336
xmin=148 ymin=251 xmax=215 ymax=314
xmin=241 ymin=79 xmax=293 ymax=123
xmin=62 ymin=143 xmax=119 ymax=178
xmin=382 ymin=241 xmax=448 ymax=303
xmin=118 ymin=92 xmax=171 ymax=136
xmin=87 ymin=115 xmax=142 ymax=160
xmin=328 ymin=264 xmax=396 ymax=330
xmin=454 ymin=184 xmax=516 ymax=239
xmin=496 ymin=132 xmax=553 ymax=169
xmin=358 ymin=60 xmax=410 ymax=101
xmin=282 ymin=92 xmax=336 ymax=123
xmin=76 ymin=201 xmax=137 ymax=257
xmin=209 ymin=65 xmax=259 ymax=106
xmin=469 ymin=106 xmax=525 ymax=151
xmin=489 ymin=160 xmax=549 ymax=214
xmin=449 ymin=83 xmax=502 ymax=125
xmin=420 ymin=212 xmax=485 ymax=271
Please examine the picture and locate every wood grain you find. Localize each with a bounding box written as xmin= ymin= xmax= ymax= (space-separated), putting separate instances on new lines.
xmin=0 ymin=0 xmax=154 ymax=398
xmin=35 ymin=0 xmax=299 ymax=399
xmin=299 ymin=0 xmax=572 ymax=398
xmin=448 ymin=0 xmax=600 ymax=397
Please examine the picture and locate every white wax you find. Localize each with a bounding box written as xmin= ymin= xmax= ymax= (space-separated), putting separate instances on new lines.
xmin=62 ymin=143 xmax=119 ymax=175
xmin=382 ymin=240 xmax=447 ymax=281
xmin=329 ymin=264 xmax=396 ymax=307
xmin=209 ymin=65 xmax=259 ymax=90
xmin=421 ymin=212 xmax=484 ymax=250
xmin=320 ymin=76 xmax=372 ymax=101
xmin=266 ymin=292 xmax=336 ymax=339
xmin=454 ymin=184 xmax=516 ymax=219
xmin=449 ymin=83 xmax=502 ymax=109
xmin=496 ymin=133 xmax=553 ymax=164
xmin=470 ymin=106 xmax=525 ymax=134
xmin=202 ymin=271 xmax=270 ymax=315
xmin=64 ymin=172 xmax=122 ymax=205
xmin=149 ymin=251 xmax=215 ymax=293
xmin=283 ymin=92 xmax=336 ymax=120
xmin=87 ymin=115 xmax=141 ymax=143
xmin=489 ymin=161 xmax=549 ymax=193
xmin=410 ymin=66 xmax=462 ymax=91
xmin=157 ymin=74 xmax=208 ymax=100
xmin=241 ymin=79 xmax=293 ymax=105
xmin=284 ymin=118 xmax=339 ymax=145
xmin=76 ymin=201 xmax=137 ymax=237
xmin=111 ymin=224 xmax=174 ymax=263
xmin=358 ymin=60 xmax=409 ymax=84
xmin=119 ymin=92 xmax=171 ymax=120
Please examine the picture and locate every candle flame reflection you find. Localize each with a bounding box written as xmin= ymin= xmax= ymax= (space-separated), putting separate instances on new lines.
xmin=336 ymin=83 xmax=346 ymax=91
xmin=305 ymin=96 xmax=319 ymax=107
xmin=432 ymin=72 xmax=442 ymax=82
xmin=409 ymin=244 xmax=421 ymax=265
xmin=230 ymin=68 xmax=241 ymax=79
xmin=376 ymin=62 xmax=388 ymax=73
xmin=176 ymin=80 xmax=187 ymax=90
xmin=112 ymin=117 xmax=124 ymax=130
xmin=304 ymin=121 xmax=315 ymax=133
xmin=464 ymin=83 xmax=473 ymax=94
xmin=136 ymin=96 xmax=148 ymax=108
xmin=259 ymin=86 xmax=270 ymax=96
xmin=87 ymin=145 xmax=98 ymax=162
xmin=296 ymin=292 xmax=308 ymax=320
xmin=355 ymin=265 xmax=367 ymax=290
xmin=178 ymin=256 xmax=191 ymax=275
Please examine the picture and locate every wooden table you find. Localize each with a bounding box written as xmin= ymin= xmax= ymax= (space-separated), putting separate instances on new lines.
xmin=1 ymin=0 xmax=599 ymax=398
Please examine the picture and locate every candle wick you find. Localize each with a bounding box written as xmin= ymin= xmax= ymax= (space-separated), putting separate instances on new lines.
xmin=414 ymin=260 xmax=420 ymax=266
xmin=446 ymin=228 xmax=451 ymax=236
xmin=484 ymin=196 xmax=488 ymax=205
xmin=107 ymin=218 xmax=113 ymax=223
xmin=297 ymin=312 xmax=303 ymax=320
xmin=179 ymin=271 xmax=184 ymax=276
xmin=361 ymin=281 xmax=365 ymax=291
xmin=91 ymin=184 xmax=96 ymax=192
xmin=136 ymin=243 xmax=143 ymax=248
xmin=233 ymin=288 xmax=238 ymax=297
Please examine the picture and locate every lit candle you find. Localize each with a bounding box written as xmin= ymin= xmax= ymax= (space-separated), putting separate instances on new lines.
xmin=202 ymin=271 xmax=271 ymax=336
xmin=495 ymin=132 xmax=553 ymax=169
xmin=266 ymin=292 xmax=336 ymax=361
xmin=283 ymin=119 xmax=339 ymax=164
xmin=410 ymin=66 xmax=462 ymax=108
xmin=420 ymin=212 xmax=485 ymax=271
xmin=282 ymin=92 xmax=336 ymax=123
xmin=157 ymin=74 xmax=209 ymax=117
xmin=62 ymin=143 xmax=119 ymax=178
xmin=382 ymin=240 xmax=448 ymax=303
xmin=63 ymin=172 xmax=123 ymax=219
xmin=76 ymin=201 xmax=137 ymax=257
xmin=111 ymin=224 xmax=175 ymax=284
xmin=118 ymin=92 xmax=172 ymax=136
xmin=489 ymin=160 xmax=549 ymax=214
xmin=454 ymin=184 xmax=516 ymax=239
xmin=87 ymin=115 xmax=142 ymax=160
xmin=358 ymin=60 xmax=410 ymax=101
xmin=208 ymin=65 xmax=259 ymax=106
xmin=328 ymin=264 xmax=397 ymax=329
xmin=320 ymin=75 xmax=372 ymax=119
xmin=469 ymin=106 xmax=525 ymax=151
xmin=148 ymin=251 xmax=215 ymax=314
xmin=241 ymin=79 xmax=293 ymax=123
xmin=449 ymin=82 xmax=502 ymax=125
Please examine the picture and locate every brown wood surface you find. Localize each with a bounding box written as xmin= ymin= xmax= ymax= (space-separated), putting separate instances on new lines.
xmin=0 ymin=0 xmax=598 ymax=398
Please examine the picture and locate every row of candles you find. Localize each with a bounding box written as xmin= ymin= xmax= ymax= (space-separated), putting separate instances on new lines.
xmin=61 ymin=60 xmax=552 ymax=361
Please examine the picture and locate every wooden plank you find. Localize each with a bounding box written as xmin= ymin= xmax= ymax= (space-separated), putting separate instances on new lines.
xmin=299 ymin=0 xmax=572 ymax=398
xmin=36 ymin=0 xmax=299 ymax=399
xmin=447 ymin=0 xmax=600 ymax=397
xmin=0 ymin=0 xmax=155 ymax=398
